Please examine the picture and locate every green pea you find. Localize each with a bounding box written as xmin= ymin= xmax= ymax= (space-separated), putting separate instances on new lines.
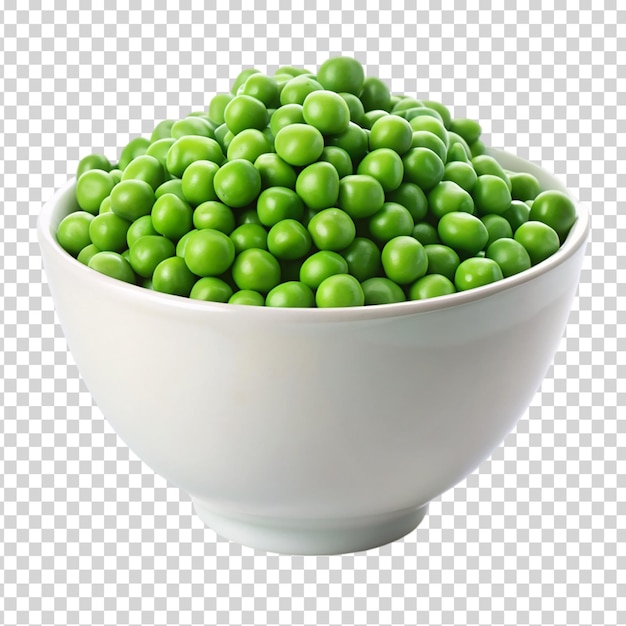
xmin=267 ymin=219 xmax=312 ymax=260
xmin=361 ymin=277 xmax=406 ymax=305
xmin=470 ymin=140 xmax=486 ymax=158
xmin=265 ymin=281 xmax=315 ymax=308
xmin=237 ymin=208 xmax=263 ymax=227
xmin=442 ymin=161 xmax=478 ymax=193
xmin=274 ymin=123 xmax=324 ymax=167
xmin=117 ymin=137 xmax=150 ymax=170
xmin=514 ymin=221 xmax=560 ymax=265
xmin=409 ymin=115 xmax=449 ymax=146
xmin=280 ymin=75 xmax=324 ymax=106
xmin=257 ymin=186 xmax=304 ymax=226
xmin=361 ymin=109 xmax=389 ymax=130
xmin=295 ymin=162 xmax=340 ymax=211
xmin=481 ymin=214 xmax=513 ymax=247
xmin=356 ymin=148 xmax=404 ymax=192
xmin=152 ymin=256 xmax=196 ymax=296
xmin=98 ymin=196 xmax=112 ymax=214
xmin=183 ymin=229 xmax=236 ymax=277
xmin=128 ymin=235 xmax=176 ymax=278
xmin=340 ymin=237 xmax=381 ymax=282
xmin=75 ymin=170 xmax=116 ymax=214
xmin=191 ymin=200 xmax=235 ymax=234
xmin=300 ymin=250 xmax=349 ymax=289
xmin=529 ymin=190 xmax=577 ymax=243
xmin=110 ymin=179 xmax=155 ymax=222
xmin=420 ymin=100 xmax=452 ymax=129
xmin=88 ymin=212 xmax=131 ymax=253
xmin=121 ymin=154 xmax=165 ymax=191
xmin=368 ymin=202 xmax=414 ymax=243
xmin=386 ymin=182 xmax=428 ymax=222
xmin=359 ymin=76 xmax=390 ymax=112
xmin=76 ymin=243 xmax=100 ymax=266
xmin=175 ymin=228 xmax=197 ymax=258
xmin=88 ymin=251 xmax=136 ymax=284
xmin=369 ymin=115 xmax=413 ymax=155
xmin=302 ymin=90 xmax=351 ymax=135
xmin=510 ymin=172 xmax=541 ymax=202
xmin=486 ymin=238 xmax=532 ymax=278
xmin=424 ymin=244 xmax=460 ymax=282
xmin=223 ymin=94 xmax=269 ymax=135
xmin=213 ymin=159 xmax=262 ymax=208
xmin=401 ymin=106 xmax=444 ymax=123
xmin=502 ymin=200 xmax=531 ymax=231
xmin=254 ymin=153 xmax=297 ymax=190
xmin=472 ymin=174 xmax=512 ymax=215
xmin=412 ymin=221 xmax=440 ymax=245
xmin=208 ymin=93 xmax=234 ymax=127
xmin=307 ymin=208 xmax=356 ymax=251
xmin=269 ymin=103 xmax=305 ymax=136
xmin=325 ymin=122 xmax=368 ymax=165
xmin=446 ymin=142 xmax=471 ymax=163
xmin=381 ymin=236 xmax=428 ymax=284
xmin=213 ymin=123 xmax=233 ymax=152
xmin=240 ymin=73 xmax=280 ymax=108
xmin=155 ymin=178 xmax=186 ymax=202
xmin=108 ymin=169 xmax=123 ymax=185
xmin=471 ymin=155 xmax=512 ymax=191
xmin=454 ymin=257 xmax=503 ymax=291
xmin=438 ymin=212 xmax=489 ymax=256
xmin=448 ymin=118 xmax=482 ymax=145
xmin=409 ymin=274 xmax=456 ymax=300
xmin=338 ymin=93 xmax=366 ymax=125
xmin=56 ymin=211 xmax=94 ymax=256
xmin=316 ymin=56 xmax=365 ymax=95
xmin=171 ymin=116 xmax=214 ymax=139
xmin=150 ymin=120 xmax=175 ymax=142
xmin=231 ymin=68 xmax=261 ymax=94
xmin=228 ymin=289 xmax=265 ymax=306
xmin=126 ymin=214 xmax=158 ymax=248
xmin=338 ymin=174 xmax=385 ymax=219
xmin=391 ymin=97 xmax=421 ymax=113
xmin=166 ymin=136 xmax=223 ymax=178
xmin=151 ymin=193 xmax=194 ymax=241
xmin=226 ymin=128 xmax=273 ymax=163
xmin=145 ymin=138 xmax=176 ymax=174
xmin=318 ymin=146 xmax=354 ymax=178
xmin=230 ymin=223 xmax=268 ymax=254
xmin=316 ymin=274 xmax=364 ymax=308
xmin=402 ymin=147 xmax=444 ymax=191
xmin=427 ymin=181 xmax=475 ymax=220
xmin=410 ymin=131 xmax=448 ymax=163
xmin=232 ymin=248 xmax=281 ymax=293
xmin=181 ymin=160 xmax=220 ymax=206
xmin=76 ymin=153 xmax=112 ymax=179
xmin=446 ymin=132 xmax=472 ymax=161
xmin=188 ymin=277 xmax=234 ymax=302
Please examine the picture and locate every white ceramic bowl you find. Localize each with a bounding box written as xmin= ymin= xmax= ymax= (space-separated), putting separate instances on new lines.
xmin=38 ymin=149 xmax=590 ymax=554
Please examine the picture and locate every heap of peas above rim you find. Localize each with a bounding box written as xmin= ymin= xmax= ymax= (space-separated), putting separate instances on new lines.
xmin=57 ymin=56 xmax=577 ymax=308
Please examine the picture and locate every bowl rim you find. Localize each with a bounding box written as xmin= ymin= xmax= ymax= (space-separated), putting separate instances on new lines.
xmin=38 ymin=147 xmax=591 ymax=322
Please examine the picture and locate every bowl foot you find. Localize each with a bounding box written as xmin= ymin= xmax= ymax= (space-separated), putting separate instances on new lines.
xmin=191 ymin=499 xmax=429 ymax=555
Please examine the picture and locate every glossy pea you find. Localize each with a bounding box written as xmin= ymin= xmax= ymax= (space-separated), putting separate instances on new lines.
xmin=381 ymin=236 xmax=428 ymax=285
xmin=151 ymin=193 xmax=194 ymax=241
xmin=208 ymin=93 xmax=234 ymax=127
xmin=402 ymin=147 xmax=444 ymax=191
xmin=226 ymin=128 xmax=273 ymax=163
xmin=232 ymin=248 xmax=281 ymax=293
xmin=421 ymin=100 xmax=452 ymax=129
xmin=412 ymin=221 xmax=440 ymax=245
xmin=424 ymin=244 xmax=460 ymax=282
xmin=274 ymin=123 xmax=324 ymax=167
xmin=529 ymin=190 xmax=577 ymax=243
xmin=117 ymin=137 xmax=150 ymax=170
xmin=267 ymin=219 xmax=312 ymax=260
xmin=302 ymin=90 xmax=351 ymax=135
xmin=325 ymin=122 xmax=368 ymax=165
xmin=409 ymin=274 xmax=456 ymax=300
xmin=442 ymin=161 xmax=478 ymax=193
xmin=145 ymin=138 xmax=176 ymax=174
xmin=171 ymin=116 xmax=214 ymax=139
xmin=240 ymin=73 xmax=280 ymax=108
xmin=410 ymin=131 xmax=448 ymax=163
xmin=129 ymin=235 xmax=176 ymax=278
xmin=75 ymin=170 xmax=116 ymax=214
xmin=338 ymin=92 xmax=366 ymax=125
xmin=471 ymin=155 xmax=512 ymax=191
xmin=438 ymin=212 xmax=489 ymax=255
xmin=368 ymin=202 xmax=414 ymax=243
xmin=230 ymin=223 xmax=268 ymax=253
xmin=150 ymin=119 xmax=175 ymax=142
xmin=341 ymin=237 xmax=382 ymax=282
xmin=269 ymin=103 xmax=305 ymax=136
xmin=279 ymin=75 xmax=324 ymax=106
xmin=486 ymin=238 xmax=532 ymax=277
xmin=386 ymin=182 xmax=428 ymax=222
xmin=166 ymin=136 xmax=224 ymax=178
xmin=152 ymin=256 xmax=196 ymax=296
xmin=359 ymin=76 xmax=391 ymax=112
xmin=254 ymin=153 xmax=298 ymax=190
xmin=307 ymin=208 xmax=356 ymax=251
xmin=356 ymin=148 xmax=404 ymax=192
xmin=126 ymin=215 xmax=158 ymax=248
xmin=510 ymin=172 xmax=541 ymax=202
xmin=56 ymin=211 xmax=94 ymax=256
xmin=110 ymin=179 xmax=155 ymax=222
xmin=318 ymin=146 xmax=354 ymax=178
xmin=454 ymin=257 xmax=503 ymax=291
xmin=361 ymin=277 xmax=406 ymax=305
xmin=369 ymin=115 xmax=413 ymax=155
xmin=121 ymin=154 xmax=165 ymax=191
xmin=295 ymin=162 xmax=340 ymax=211
xmin=224 ymin=94 xmax=269 ymax=135
xmin=214 ymin=159 xmax=262 ymax=208
xmin=184 ymin=229 xmax=236 ymax=277
xmin=76 ymin=154 xmax=111 ymax=179
xmin=481 ymin=214 xmax=513 ymax=247
xmin=316 ymin=56 xmax=365 ymax=95
xmin=265 ymin=281 xmax=315 ymax=308
xmin=448 ymin=118 xmax=482 ymax=145
xmin=193 ymin=201 xmax=235 ymax=234
xmin=338 ymin=174 xmax=385 ymax=219
xmin=88 ymin=212 xmax=131 ymax=253
xmin=427 ymin=181 xmax=474 ymax=220
xmin=502 ymin=200 xmax=531 ymax=231
xmin=316 ymin=274 xmax=364 ymax=308
xmin=189 ymin=276 xmax=234 ymax=302
xmin=257 ymin=186 xmax=304 ymax=226
xmin=514 ymin=221 xmax=560 ymax=265
xmin=228 ymin=289 xmax=265 ymax=306
xmin=300 ymin=250 xmax=349 ymax=290
xmin=181 ymin=160 xmax=220 ymax=206
xmin=76 ymin=243 xmax=100 ymax=266
xmin=155 ymin=178 xmax=186 ymax=201
xmin=88 ymin=251 xmax=136 ymax=284
xmin=472 ymin=174 xmax=512 ymax=215
xmin=409 ymin=116 xmax=448 ymax=146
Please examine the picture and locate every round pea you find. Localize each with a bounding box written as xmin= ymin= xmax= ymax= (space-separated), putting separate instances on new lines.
xmin=193 ymin=201 xmax=235 ymax=234
xmin=316 ymin=56 xmax=365 ymax=95
xmin=267 ymin=219 xmax=312 ymax=260
xmin=117 ymin=137 xmax=150 ymax=171
xmin=88 ymin=251 xmax=136 ymax=284
xmin=56 ymin=211 xmax=94 ymax=256
xmin=427 ymin=181 xmax=474 ymax=220
xmin=412 ymin=221 xmax=440 ymax=245
xmin=381 ymin=236 xmax=428 ymax=284
xmin=486 ymin=238 xmax=532 ymax=277
xmin=232 ymin=248 xmax=281 ymax=293
xmin=438 ymin=212 xmax=489 ymax=255
xmin=274 ymin=123 xmax=324 ymax=166
xmin=280 ymin=75 xmax=324 ymax=106
xmin=213 ymin=123 xmax=233 ymax=152
xmin=472 ymin=174 xmax=512 ymax=215
xmin=409 ymin=116 xmax=448 ymax=146
xmin=361 ymin=109 xmax=389 ymax=130
xmin=316 ymin=274 xmax=364 ymax=308
xmin=300 ymin=250 xmax=349 ymax=290
xmin=109 ymin=179 xmax=155 ymax=222
xmin=126 ymin=215 xmax=157 ymax=248
xmin=76 ymin=153 xmax=111 ymax=179
xmin=402 ymin=147 xmax=444 ymax=191
xmin=226 ymin=128 xmax=273 ymax=163
xmin=223 ymin=94 xmax=269 ymax=135
xmin=340 ymin=237 xmax=381 ymax=282
xmin=231 ymin=68 xmax=261 ymax=95
xmin=207 ymin=93 xmax=234 ymax=126
xmin=76 ymin=243 xmax=100 ymax=266
xmin=471 ymin=155 xmax=512 ymax=191
xmin=510 ymin=172 xmax=541 ymax=202
xmin=228 ymin=289 xmax=265 ymax=306
xmin=181 ymin=160 xmax=220 ymax=206
xmin=295 ymin=161 xmax=340 ymax=211
xmin=449 ymin=118 xmax=482 ymax=145
xmin=369 ymin=115 xmax=413 ymax=155
xmin=189 ymin=276 xmax=234 ymax=302
xmin=410 ymin=131 xmax=448 ymax=163
xmin=155 ymin=178 xmax=186 ymax=202
xmin=514 ymin=221 xmax=560 ymax=265
xmin=257 ymin=186 xmax=304 ymax=226
xmin=128 ymin=235 xmax=176 ymax=278
xmin=338 ymin=174 xmax=385 ymax=219
xmin=529 ymin=190 xmax=577 ymax=243
xmin=368 ymin=202 xmax=414 ymax=243
xmin=213 ymin=159 xmax=262 ymax=208
xmin=359 ymin=76 xmax=391 ymax=112
xmin=175 ymin=228 xmax=197 ymax=258
xmin=151 ymin=193 xmax=194 ymax=241
xmin=307 ymin=208 xmax=356 ymax=251
xmin=502 ymin=200 xmax=531 ymax=231
xmin=152 ymin=256 xmax=196 ymax=296
xmin=269 ymin=103 xmax=305 ymax=136
xmin=356 ymin=148 xmax=403 ymax=192
xmin=442 ymin=161 xmax=478 ymax=193
xmin=302 ymin=90 xmax=351 ymax=135
xmin=421 ymin=100 xmax=452 ymax=129
xmin=409 ymin=274 xmax=456 ymax=300
xmin=325 ymin=122 xmax=368 ymax=165
xmin=481 ymin=214 xmax=513 ymax=247
xmin=88 ymin=212 xmax=131 ymax=253
xmin=266 ymin=281 xmax=315 ymax=308
xmin=446 ymin=142 xmax=471 ymax=163
xmin=318 ymin=146 xmax=354 ymax=178
xmin=150 ymin=119 xmax=175 ymax=142
xmin=424 ymin=244 xmax=460 ymax=282
xmin=145 ymin=138 xmax=176 ymax=174
xmin=230 ymin=223 xmax=268 ymax=253
xmin=166 ymin=136 xmax=224 ymax=178
xmin=361 ymin=277 xmax=406 ymax=305
xmin=171 ymin=116 xmax=214 ymax=139
xmin=240 ymin=73 xmax=280 ymax=108
xmin=454 ymin=257 xmax=503 ymax=291
xmin=183 ymin=229 xmax=235 ymax=277
xmin=254 ymin=153 xmax=297 ymax=190
xmin=386 ymin=182 xmax=428 ymax=222
xmin=339 ymin=92 xmax=366 ymax=125
xmin=75 ymin=170 xmax=116 ymax=214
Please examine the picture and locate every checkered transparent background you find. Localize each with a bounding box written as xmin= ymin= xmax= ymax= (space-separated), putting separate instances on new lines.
xmin=1 ymin=2 xmax=624 ymax=625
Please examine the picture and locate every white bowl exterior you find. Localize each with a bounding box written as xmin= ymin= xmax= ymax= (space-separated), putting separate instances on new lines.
xmin=38 ymin=150 xmax=589 ymax=524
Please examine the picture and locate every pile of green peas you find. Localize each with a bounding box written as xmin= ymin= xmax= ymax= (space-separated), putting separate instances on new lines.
xmin=57 ymin=56 xmax=577 ymax=307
